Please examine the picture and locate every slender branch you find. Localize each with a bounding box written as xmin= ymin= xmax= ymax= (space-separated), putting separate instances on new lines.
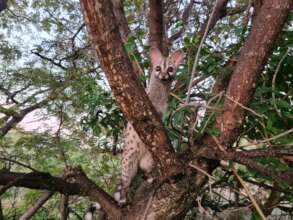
xmin=71 ymin=23 xmax=86 ymax=43
xmin=239 ymin=128 xmax=293 ymax=148
xmin=0 ymin=157 xmax=39 ymax=172
xmin=197 ymin=147 xmax=293 ymax=185
xmin=234 ymin=156 xmax=293 ymax=185
xmin=225 ymin=95 xmax=265 ymax=119
xmin=19 ymin=191 xmax=54 ymax=220
xmin=149 ymin=0 xmax=168 ymax=55
xmin=235 ymin=147 xmax=293 ymax=158
xmin=31 ymin=49 xmax=67 ymax=70
xmin=198 ymin=0 xmax=229 ymax=37
xmin=272 ymin=49 xmax=289 ymax=118
xmin=66 ymin=167 xmax=122 ymax=219
xmin=169 ymin=0 xmax=195 ymax=42
xmin=186 ymin=0 xmax=220 ymax=103
xmin=232 ymin=165 xmax=266 ymax=220
xmin=0 ymin=98 xmax=51 ymax=137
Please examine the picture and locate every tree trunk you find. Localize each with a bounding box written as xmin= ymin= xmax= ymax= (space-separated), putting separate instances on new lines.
xmin=79 ymin=0 xmax=293 ymax=219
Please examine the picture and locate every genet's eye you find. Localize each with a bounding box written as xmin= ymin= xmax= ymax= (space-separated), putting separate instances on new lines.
xmin=155 ymin=66 xmax=161 ymax=71
xmin=167 ymin=66 xmax=174 ymax=73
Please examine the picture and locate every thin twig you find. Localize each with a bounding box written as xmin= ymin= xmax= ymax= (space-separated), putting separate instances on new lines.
xmin=211 ymin=136 xmax=226 ymax=152
xmin=186 ymin=0 xmax=219 ymax=103
xmin=200 ymin=92 xmax=224 ymax=134
xmin=189 ymin=163 xmax=217 ymax=181
xmin=0 ymin=157 xmax=39 ymax=172
xmin=226 ymin=95 xmax=265 ymax=119
xmin=272 ymin=49 xmax=289 ymax=118
xmin=239 ymin=128 xmax=293 ymax=148
xmin=232 ymin=165 xmax=267 ymax=220
xmin=142 ymin=189 xmax=156 ymax=220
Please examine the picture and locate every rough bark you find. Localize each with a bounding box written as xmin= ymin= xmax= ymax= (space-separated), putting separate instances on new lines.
xmin=111 ymin=0 xmax=130 ymax=43
xmin=201 ymin=0 xmax=293 ymax=148
xmin=194 ymin=0 xmax=293 ymax=195
xmin=149 ymin=0 xmax=168 ymax=55
xmin=111 ymin=0 xmax=144 ymax=80
xmin=80 ymin=0 xmax=181 ymax=182
xmin=0 ymin=168 xmax=121 ymax=219
xmin=78 ymin=0 xmax=293 ymax=219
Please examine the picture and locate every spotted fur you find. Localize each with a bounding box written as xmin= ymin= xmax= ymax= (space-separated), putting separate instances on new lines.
xmin=119 ymin=47 xmax=184 ymax=203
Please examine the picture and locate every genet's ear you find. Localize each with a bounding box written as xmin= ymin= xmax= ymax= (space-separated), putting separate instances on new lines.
xmin=169 ymin=50 xmax=184 ymax=67
xmin=149 ymin=47 xmax=163 ymax=65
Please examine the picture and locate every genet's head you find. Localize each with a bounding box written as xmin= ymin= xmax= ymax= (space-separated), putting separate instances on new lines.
xmin=150 ymin=47 xmax=184 ymax=81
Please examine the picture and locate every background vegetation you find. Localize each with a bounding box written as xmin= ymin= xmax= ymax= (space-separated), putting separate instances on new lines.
xmin=0 ymin=0 xmax=292 ymax=219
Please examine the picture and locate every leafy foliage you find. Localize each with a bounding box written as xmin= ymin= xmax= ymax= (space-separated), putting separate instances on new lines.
xmin=0 ymin=0 xmax=292 ymax=219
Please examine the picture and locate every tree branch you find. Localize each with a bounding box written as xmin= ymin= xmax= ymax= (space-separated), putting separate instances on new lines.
xmin=31 ymin=49 xmax=67 ymax=70
xmin=149 ymin=0 xmax=168 ymax=55
xmin=80 ymin=0 xmax=181 ymax=180
xmin=0 ymin=168 xmax=121 ymax=219
xmin=19 ymin=191 xmax=54 ymax=220
xmin=198 ymin=0 xmax=229 ymax=38
xmin=196 ymin=147 xmax=293 ymax=185
xmin=66 ymin=167 xmax=122 ymax=219
xmin=234 ymin=157 xmax=293 ymax=185
xmin=197 ymin=0 xmax=293 ymax=150
xmin=235 ymin=147 xmax=293 ymax=158
xmin=169 ymin=0 xmax=195 ymax=42
xmin=0 ymin=170 xmax=81 ymax=194
xmin=111 ymin=0 xmax=130 ymax=43
xmin=0 ymin=98 xmax=51 ymax=137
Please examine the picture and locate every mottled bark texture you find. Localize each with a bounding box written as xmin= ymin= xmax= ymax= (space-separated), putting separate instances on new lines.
xmin=194 ymin=0 xmax=293 ymax=190
xmin=198 ymin=0 xmax=293 ymax=152
xmin=111 ymin=0 xmax=130 ymax=43
xmin=193 ymin=0 xmax=293 ymax=200
xmin=149 ymin=0 xmax=168 ymax=55
xmin=80 ymin=0 xmax=181 ymax=182
xmin=76 ymin=0 xmax=292 ymax=219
